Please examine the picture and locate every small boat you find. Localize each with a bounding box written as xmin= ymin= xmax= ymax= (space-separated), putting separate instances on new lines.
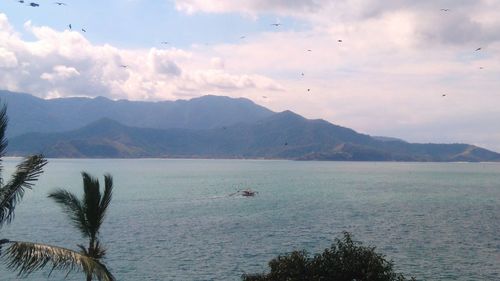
xmin=241 ymin=189 xmax=257 ymax=197
xmin=228 ymin=188 xmax=258 ymax=197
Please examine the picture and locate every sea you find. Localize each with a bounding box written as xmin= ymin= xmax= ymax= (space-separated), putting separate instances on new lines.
xmin=0 ymin=158 xmax=499 ymax=281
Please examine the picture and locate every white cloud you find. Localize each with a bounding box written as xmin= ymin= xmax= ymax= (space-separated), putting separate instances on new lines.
xmin=41 ymin=65 xmax=80 ymax=81
xmin=175 ymin=0 xmax=321 ymax=16
xmin=175 ymin=0 xmax=500 ymax=47
xmin=210 ymin=57 xmax=225 ymax=69
xmin=0 ymin=48 xmax=17 ymax=68
xmin=181 ymin=69 xmax=284 ymax=92
xmin=0 ymin=14 xmax=283 ymax=101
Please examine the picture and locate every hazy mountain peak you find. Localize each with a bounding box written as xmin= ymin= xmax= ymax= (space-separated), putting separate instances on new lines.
xmin=0 ymin=91 xmax=275 ymax=136
xmin=266 ymin=110 xmax=305 ymax=121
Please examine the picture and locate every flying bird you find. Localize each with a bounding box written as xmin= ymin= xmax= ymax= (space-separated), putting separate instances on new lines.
xmin=442 ymin=94 xmax=446 ymax=97
xmin=18 ymin=0 xmax=25 ymax=3
xmin=479 ymin=67 xmax=484 ymax=69
xmin=271 ymin=23 xmax=281 ymax=27
xmin=475 ymin=47 xmax=482 ymax=51
xmin=120 ymin=65 xmax=128 ymax=68
xmin=307 ymin=49 xmax=312 ymax=52
xmin=440 ymin=9 xmax=450 ymax=12
xmin=301 ymin=72 xmax=304 ymax=76
xmin=338 ymin=39 xmax=343 ymax=43
xmin=28 ymin=2 xmax=39 ymax=7
xmin=68 ymin=24 xmax=72 ymax=30
xmin=307 ymin=88 xmax=311 ymax=92
xmin=284 ymin=142 xmax=288 ymax=146
xmin=240 ymin=36 xmax=246 ymax=39
xmin=262 ymin=96 xmax=267 ymax=99
xmin=54 ymin=2 xmax=66 ymax=5
xmin=81 ymin=28 xmax=86 ymax=32
xmin=160 ymin=41 xmax=169 ymax=45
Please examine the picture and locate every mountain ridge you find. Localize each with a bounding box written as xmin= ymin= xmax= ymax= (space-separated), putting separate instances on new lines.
xmin=3 ymin=90 xmax=498 ymax=161
xmin=7 ymin=113 xmax=500 ymax=161
xmin=0 ymin=90 xmax=275 ymax=137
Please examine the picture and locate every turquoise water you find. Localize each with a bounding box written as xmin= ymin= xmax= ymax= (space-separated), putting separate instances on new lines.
xmin=0 ymin=159 xmax=499 ymax=280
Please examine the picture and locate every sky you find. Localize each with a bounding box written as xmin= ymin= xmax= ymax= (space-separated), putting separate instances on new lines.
xmin=1 ymin=0 xmax=500 ymax=151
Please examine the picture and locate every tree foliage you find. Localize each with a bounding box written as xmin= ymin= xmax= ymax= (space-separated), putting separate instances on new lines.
xmin=242 ymin=232 xmax=415 ymax=281
xmin=2 ymin=173 xmax=115 ymax=281
xmin=2 ymin=241 xmax=114 ymax=281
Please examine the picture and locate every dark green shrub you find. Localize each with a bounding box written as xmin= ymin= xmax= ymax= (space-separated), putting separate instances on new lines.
xmin=242 ymin=232 xmax=415 ymax=281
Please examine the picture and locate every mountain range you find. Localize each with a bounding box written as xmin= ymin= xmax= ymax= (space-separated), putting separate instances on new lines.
xmin=2 ymin=90 xmax=499 ymax=161
xmin=0 ymin=90 xmax=274 ymax=137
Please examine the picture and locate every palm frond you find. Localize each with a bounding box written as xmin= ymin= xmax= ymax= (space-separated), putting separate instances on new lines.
xmin=78 ymin=241 xmax=107 ymax=260
xmin=48 ymin=189 xmax=90 ymax=238
xmin=98 ymin=174 xmax=113 ymax=229
xmin=0 ymin=104 xmax=9 ymax=184
xmin=0 ymin=154 xmax=47 ymax=227
xmin=82 ymin=172 xmax=102 ymax=239
xmin=3 ymin=241 xmax=115 ymax=281
xmin=0 ymin=238 xmax=10 ymax=255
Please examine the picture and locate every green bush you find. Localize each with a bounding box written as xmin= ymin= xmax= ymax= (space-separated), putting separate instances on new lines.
xmin=242 ymin=232 xmax=415 ymax=281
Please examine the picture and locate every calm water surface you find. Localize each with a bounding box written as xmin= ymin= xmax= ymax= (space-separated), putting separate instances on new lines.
xmin=0 ymin=159 xmax=499 ymax=280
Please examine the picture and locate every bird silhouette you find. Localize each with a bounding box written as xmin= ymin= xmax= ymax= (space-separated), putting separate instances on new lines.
xmin=68 ymin=24 xmax=72 ymax=30
xmin=81 ymin=28 xmax=86 ymax=32
xmin=441 ymin=8 xmax=450 ymax=12
xmin=271 ymin=23 xmax=281 ymax=27
xmin=475 ymin=47 xmax=482 ymax=51
xmin=54 ymin=2 xmax=66 ymax=5
xmin=301 ymin=72 xmax=304 ymax=76
xmin=338 ymin=39 xmax=343 ymax=43
xmin=307 ymin=49 xmax=312 ymax=52
xmin=307 ymin=89 xmax=311 ymax=92
xmin=240 ymin=36 xmax=246 ymax=39
xmin=28 ymin=2 xmax=39 ymax=7
xmin=442 ymin=94 xmax=446 ymax=97
xmin=161 ymin=41 xmax=169 ymax=45
xmin=120 ymin=65 xmax=128 ymax=68
xmin=18 ymin=0 xmax=25 ymax=3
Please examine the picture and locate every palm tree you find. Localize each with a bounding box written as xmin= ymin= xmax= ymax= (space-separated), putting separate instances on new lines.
xmin=49 ymin=172 xmax=115 ymax=281
xmin=2 ymin=172 xmax=116 ymax=281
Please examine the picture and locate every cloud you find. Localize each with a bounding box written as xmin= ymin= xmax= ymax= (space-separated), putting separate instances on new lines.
xmin=41 ymin=65 xmax=80 ymax=81
xmin=175 ymin=0 xmax=500 ymax=47
xmin=0 ymin=48 xmax=17 ymax=68
xmin=0 ymin=14 xmax=283 ymax=101
xmin=180 ymin=70 xmax=284 ymax=92
xmin=147 ymin=49 xmax=183 ymax=76
xmin=175 ymin=0 xmax=321 ymax=15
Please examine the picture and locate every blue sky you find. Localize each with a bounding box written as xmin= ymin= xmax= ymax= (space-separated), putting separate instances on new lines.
xmin=2 ymin=0 xmax=307 ymax=48
xmin=1 ymin=0 xmax=500 ymax=151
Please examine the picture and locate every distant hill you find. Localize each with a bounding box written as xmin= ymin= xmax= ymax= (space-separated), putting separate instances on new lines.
xmin=0 ymin=90 xmax=274 ymax=137
xmin=8 ymin=111 xmax=500 ymax=161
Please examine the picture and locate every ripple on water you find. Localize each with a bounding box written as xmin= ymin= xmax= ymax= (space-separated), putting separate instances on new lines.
xmin=0 ymin=160 xmax=499 ymax=280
